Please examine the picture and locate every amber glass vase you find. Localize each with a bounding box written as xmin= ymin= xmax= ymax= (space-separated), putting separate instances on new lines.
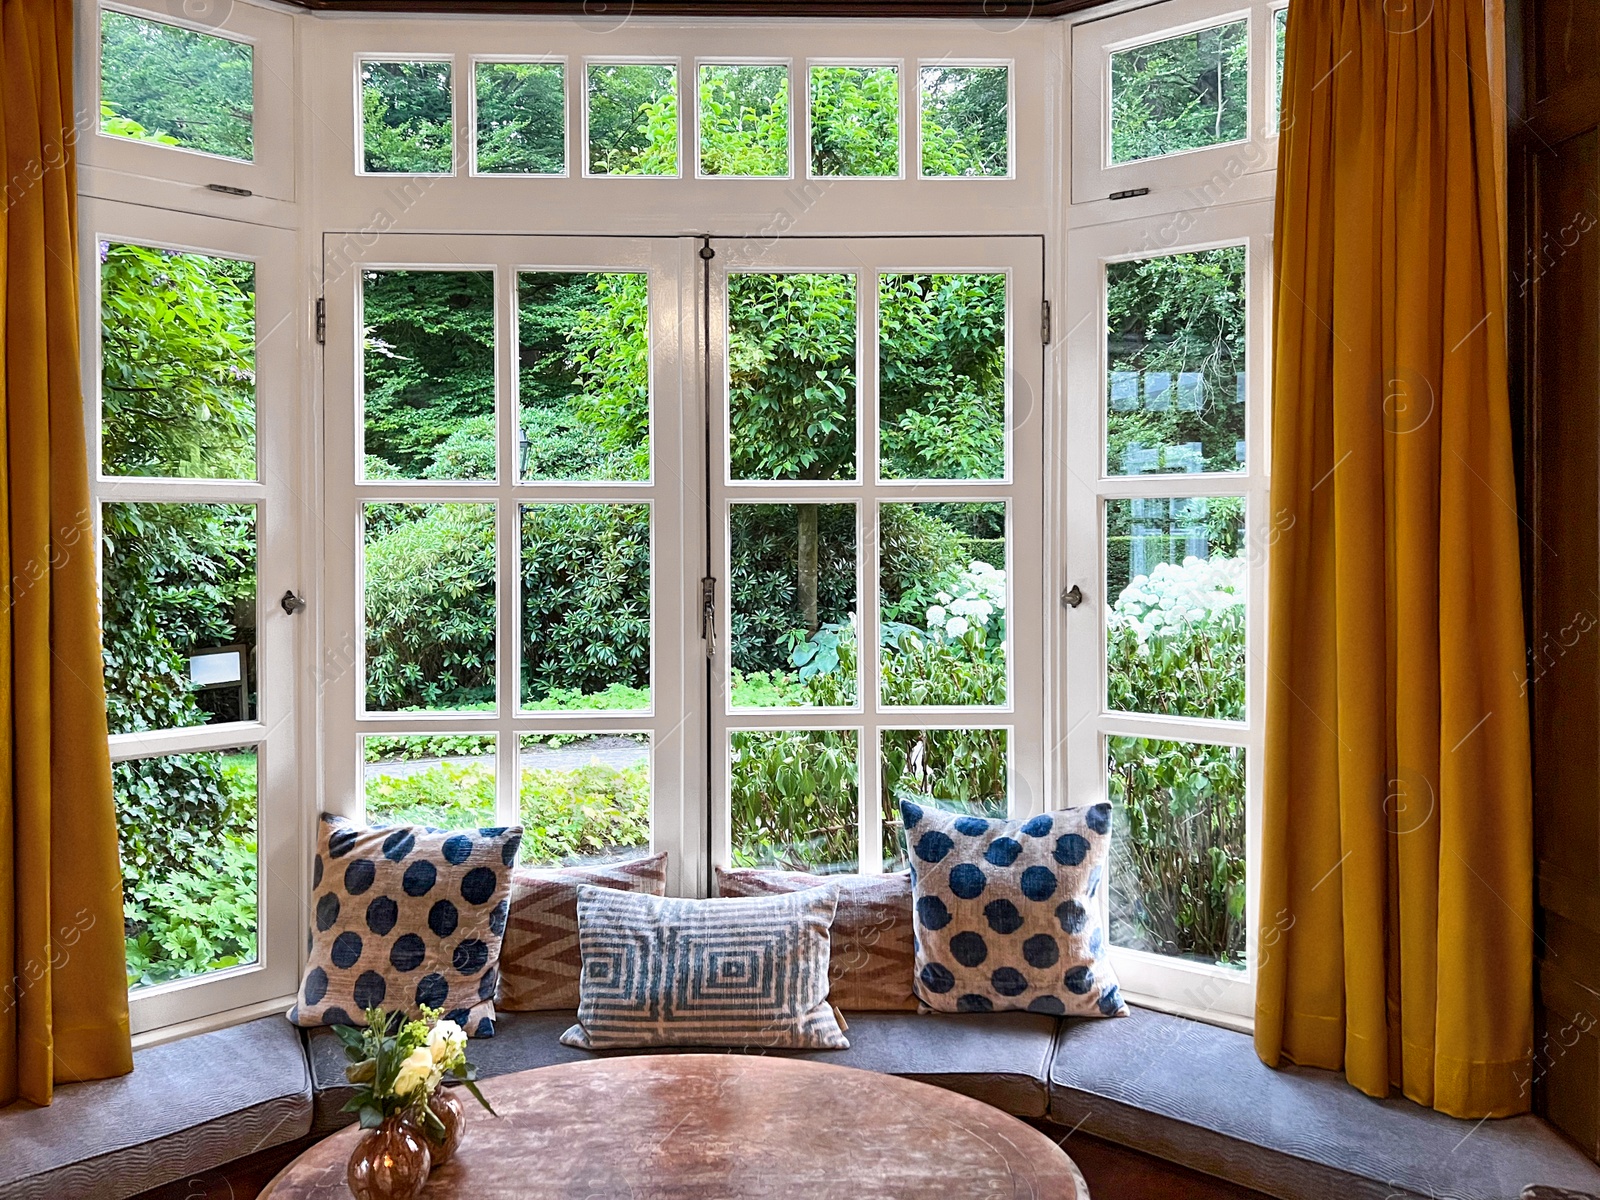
xmin=422 ymin=1088 xmax=466 ymax=1168
xmin=346 ymin=1115 xmax=432 ymax=1200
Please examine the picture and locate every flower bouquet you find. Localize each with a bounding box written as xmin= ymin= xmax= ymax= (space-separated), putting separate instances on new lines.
xmin=334 ymin=1006 xmax=494 ymax=1200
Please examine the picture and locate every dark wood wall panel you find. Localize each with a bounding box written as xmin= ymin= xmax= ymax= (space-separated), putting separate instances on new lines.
xmin=1513 ymin=0 xmax=1600 ymax=1162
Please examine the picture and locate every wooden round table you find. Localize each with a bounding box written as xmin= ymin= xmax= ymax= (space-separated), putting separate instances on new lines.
xmin=263 ymin=1054 xmax=1090 ymax=1199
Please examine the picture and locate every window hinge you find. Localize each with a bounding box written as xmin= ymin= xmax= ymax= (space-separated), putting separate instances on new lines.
xmin=315 ymin=297 xmax=326 ymax=346
xmin=1041 ymin=300 xmax=1053 ymax=346
xmin=700 ymin=576 xmax=718 ymax=659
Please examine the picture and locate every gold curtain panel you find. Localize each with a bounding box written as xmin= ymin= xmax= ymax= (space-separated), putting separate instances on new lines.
xmin=1257 ymin=0 xmax=1533 ymax=1119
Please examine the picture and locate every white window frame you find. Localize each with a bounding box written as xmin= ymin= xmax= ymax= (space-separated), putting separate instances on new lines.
xmin=318 ymin=233 xmax=703 ymax=896
xmin=80 ymin=197 xmax=306 ymax=1036
xmin=692 ymin=57 xmax=796 ymax=181
xmin=804 ymin=58 xmax=908 ymax=182
xmin=81 ymin=0 xmax=296 ymax=202
xmin=581 ymin=57 xmax=685 ymax=180
xmin=914 ymin=58 xmax=1017 ymax=182
xmin=355 ymin=53 xmax=459 ymax=178
xmin=468 ymin=56 xmax=571 ymax=179
xmin=706 ymin=235 xmax=1047 ymax=875
xmin=1070 ymin=0 xmax=1283 ymax=206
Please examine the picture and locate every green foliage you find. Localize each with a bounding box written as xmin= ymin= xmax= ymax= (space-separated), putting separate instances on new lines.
xmin=100 ymin=242 xmax=255 ymax=480
xmin=123 ymin=755 xmax=258 ymax=987
xmin=587 ymin=64 xmax=678 ymax=176
xmin=731 ymin=730 xmax=858 ymax=872
xmin=879 ymin=273 xmax=1006 ymax=479
xmin=728 ymin=272 xmax=857 ymax=481
xmin=1108 ymin=736 xmax=1246 ymax=967
xmin=360 ymin=758 xmax=650 ymax=866
xmin=363 ymin=270 xmax=496 ymax=479
xmin=364 ymin=503 xmax=497 ymax=711
xmin=699 ymin=65 xmax=788 ymax=176
xmin=1106 ymin=247 xmax=1247 ymax=476
xmin=1105 ymin=554 xmax=1247 ymax=966
xmin=731 ymin=504 xmax=855 ymax=678
xmin=809 ymin=65 xmax=899 ymax=177
xmin=521 ymin=504 xmax=651 ymax=706
xmin=919 ymin=66 xmax=1009 ymax=178
xmin=476 ymin=62 xmax=565 ymax=174
xmin=1111 ymin=20 xmax=1249 ymax=165
xmin=362 ymin=60 xmax=453 ymax=173
xmin=99 ymin=11 xmax=253 ymax=161
xmin=544 ymin=272 xmax=649 ymax=480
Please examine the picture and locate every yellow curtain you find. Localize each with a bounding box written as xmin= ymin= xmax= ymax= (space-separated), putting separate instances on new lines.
xmin=1257 ymin=0 xmax=1532 ymax=1119
xmin=1 ymin=0 xmax=133 ymax=1106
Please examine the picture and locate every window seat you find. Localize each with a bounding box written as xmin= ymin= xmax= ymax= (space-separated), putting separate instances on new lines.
xmin=1049 ymin=1007 xmax=1600 ymax=1200
xmin=4 ymin=1006 xmax=1594 ymax=1200
xmin=0 ymin=1016 xmax=312 ymax=1200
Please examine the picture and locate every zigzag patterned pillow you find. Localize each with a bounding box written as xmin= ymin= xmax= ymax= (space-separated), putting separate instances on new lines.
xmin=716 ymin=867 xmax=917 ymax=1012
xmin=904 ymin=800 xmax=1128 ymax=1019
xmin=496 ymin=854 xmax=668 ymax=1011
xmin=560 ymin=885 xmax=849 ymax=1050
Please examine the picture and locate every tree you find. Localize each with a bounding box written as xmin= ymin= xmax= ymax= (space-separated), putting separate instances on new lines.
xmin=99 ymin=10 xmax=253 ymax=160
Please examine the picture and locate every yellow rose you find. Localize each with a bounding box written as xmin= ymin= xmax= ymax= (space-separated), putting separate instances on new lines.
xmin=392 ymin=1046 xmax=439 ymax=1099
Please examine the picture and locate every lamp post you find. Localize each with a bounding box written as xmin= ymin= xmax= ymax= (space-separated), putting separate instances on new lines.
xmin=519 ymin=426 xmax=532 ymax=477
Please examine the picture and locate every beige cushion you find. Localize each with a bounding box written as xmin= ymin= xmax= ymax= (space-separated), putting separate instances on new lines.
xmin=716 ymin=867 xmax=917 ymax=1012
xmin=496 ymin=853 xmax=668 ymax=1011
xmin=289 ymin=813 xmax=520 ymax=1035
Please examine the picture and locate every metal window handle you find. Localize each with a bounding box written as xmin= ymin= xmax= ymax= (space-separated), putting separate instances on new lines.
xmin=281 ymin=590 xmax=307 ymax=616
xmin=700 ymin=577 xmax=717 ymax=659
xmin=1061 ymin=584 xmax=1084 ymax=610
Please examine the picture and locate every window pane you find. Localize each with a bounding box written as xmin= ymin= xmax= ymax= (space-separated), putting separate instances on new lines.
xmin=727 ymin=272 xmax=857 ymax=482
xmin=730 ymin=503 xmax=857 ymax=709
xmin=100 ymin=11 xmax=253 ymax=162
xmin=364 ymin=502 xmax=497 ymax=713
xmin=1107 ymin=735 xmax=1246 ymax=968
xmin=1273 ymin=7 xmax=1288 ymax=131
xmin=362 ymin=60 xmax=454 ymax=174
xmin=879 ymin=272 xmax=1006 ymax=480
xmin=102 ymin=503 xmax=257 ymax=736
xmin=100 ymin=243 xmax=256 ymax=480
xmin=119 ymin=747 xmax=258 ymax=989
xmin=1110 ymin=20 xmax=1249 ymax=164
xmin=587 ymin=63 xmax=677 ymax=176
xmin=919 ymin=65 xmax=1008 ymax=178
xmin=363 ymin=269 xmax=495 ymax=481
xmin=1106 ymin=246 xmax=1246 ymax=476
xmin=364 ymin=734 xmax=497 ymax=828
xmin=520 ymin=503 xmax=651 ymax=713
xmin=519 ymin=733 xmax=651 ymax=865
xmin=879 ymin=502 xmax=1007 ymax=707
xmin=475 ymin=61 xmax=565 ymax=175
xmin=730 ymin=729 xmax=858 ymax=873
xmin=518 ymin=272 xmax=649 ymax=481
xmin=699 ymin=63 xmax=788 ymax=177
xmin=809 ymin=65 xmax=899 ymax=177
xmin=1105 ymin=497 xmax=1245 ymax=721
xmin=880 ymin=728 xmax=1008 ymax=871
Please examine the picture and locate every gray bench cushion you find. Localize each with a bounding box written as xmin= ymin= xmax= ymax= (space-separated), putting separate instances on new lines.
xmin=305 ymin=1008 xmax=1058 ymax=1133
xmin=0 ymin=1016 xmax=313 ymax=1200
xmin=1047 ymin=1006 xmax=1600 ymax=1200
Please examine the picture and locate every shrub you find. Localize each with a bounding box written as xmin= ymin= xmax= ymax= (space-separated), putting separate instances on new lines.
xmin=1105 ymin=555 xmax=1247 ymax=966
xmin=730 ymin=729 xmax=858 ymax=872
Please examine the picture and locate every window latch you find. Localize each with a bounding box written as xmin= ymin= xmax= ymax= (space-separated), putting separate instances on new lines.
xmin=700 ymin=577 xmax=717 ymax=659
xmin=1061 ymin=584 xmax=1084 ymax=610
xmin=281 ymin=590 xmax=307 ymax=616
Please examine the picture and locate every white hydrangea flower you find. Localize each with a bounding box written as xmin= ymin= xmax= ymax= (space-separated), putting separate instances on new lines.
xmin=926 ymin=604 xmax=947 ymax=627
xmin=944 ymin=616 xmax=970 ymax=638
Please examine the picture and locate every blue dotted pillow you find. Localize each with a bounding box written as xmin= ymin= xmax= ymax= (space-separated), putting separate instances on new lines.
xmin=288 ymin=813 xmax=521 ymax=1036
xmin=903 ymin=801 xmax=1127 ymax=1019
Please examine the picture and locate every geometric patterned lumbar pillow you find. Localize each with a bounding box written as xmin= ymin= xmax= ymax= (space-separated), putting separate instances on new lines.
xmin=496 ymin=853 xmax=668 ymax=1011
xmin=715 ymin=867 xmax=917 ymax=1013
xmin=288 ymin=813 xmax=521 ymax=1037
xmin=559 ymin=885 xmax=849 ymax=1050
xmin=903 ymin=800 xmax=1128 ymax=1019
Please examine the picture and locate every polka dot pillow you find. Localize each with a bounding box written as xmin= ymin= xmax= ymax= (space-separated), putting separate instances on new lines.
xmin=902 ymin=800 xmax=1128 ymax=1019
xmin=288 ymin=813 xmax=521 ymax=1037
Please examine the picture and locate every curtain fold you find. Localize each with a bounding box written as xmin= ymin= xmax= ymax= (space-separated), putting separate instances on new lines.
xmin=1257 ymin=0 xmax=1532 ymax=1119
xmin=1 ymin=0 xmax=133 ymax=1107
